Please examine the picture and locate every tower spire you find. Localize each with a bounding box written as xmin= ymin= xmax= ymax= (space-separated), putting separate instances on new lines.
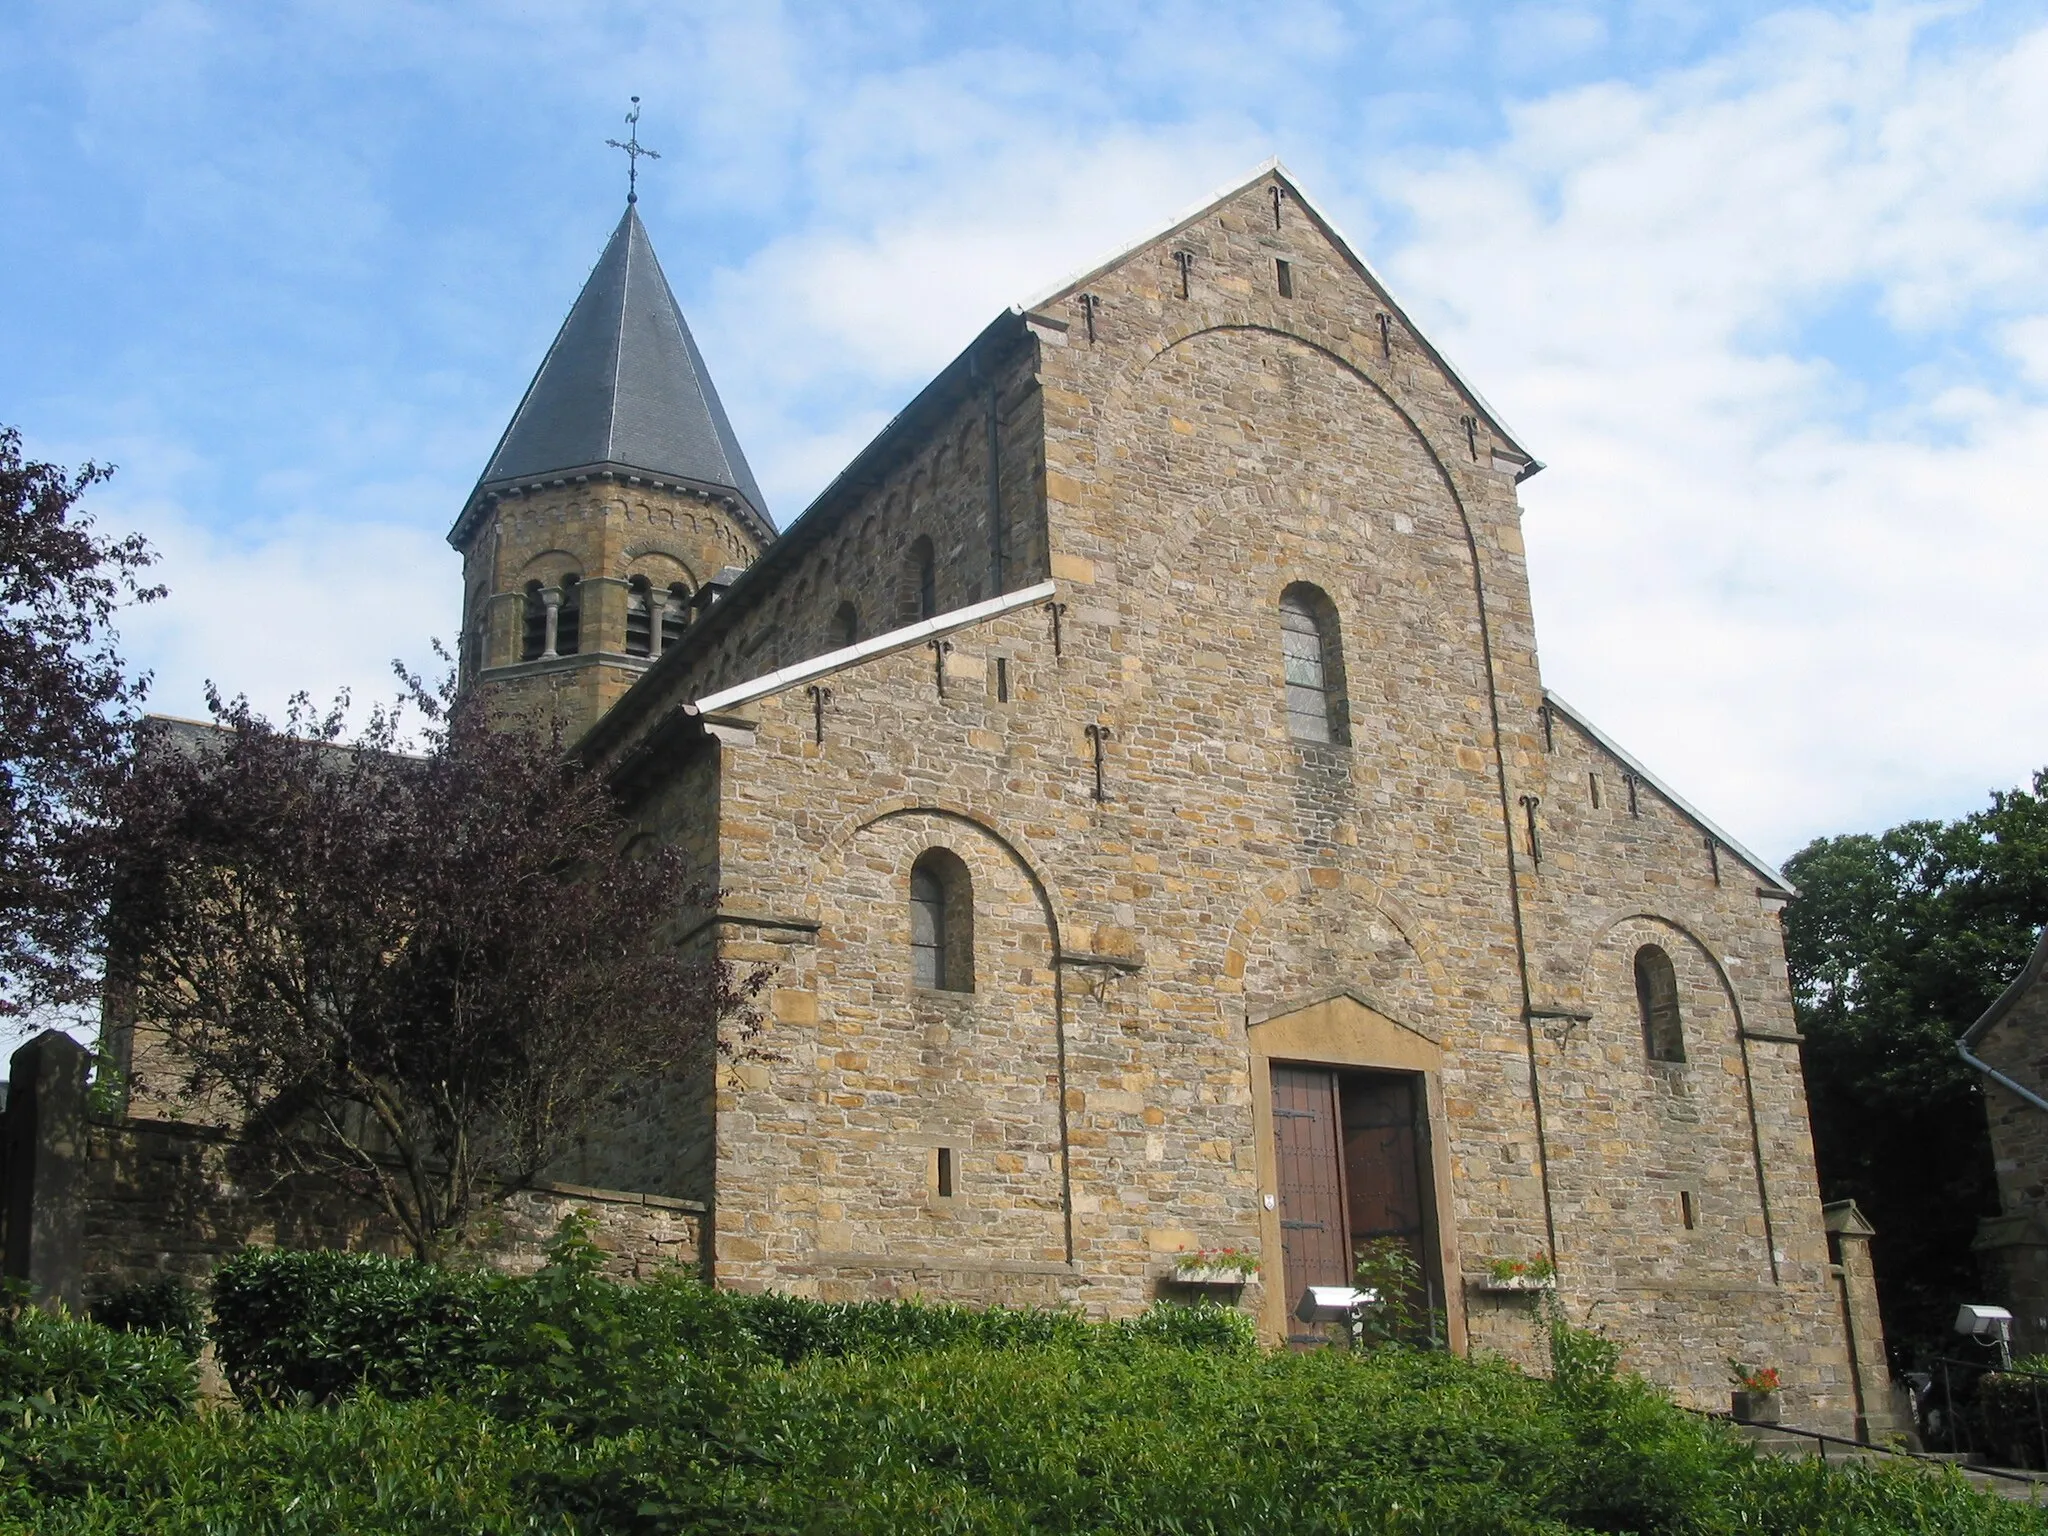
xmin=606 ymin=96 xmax=660 ymax=205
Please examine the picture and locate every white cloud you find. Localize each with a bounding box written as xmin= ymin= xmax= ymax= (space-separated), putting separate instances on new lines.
xmin=1385 ymin=6 xmax=2048 ymax=853
xmin=109 ymin=487 xmax=454 ymax=727
xmin=18 ymin=0 xmax=2047 ymax=867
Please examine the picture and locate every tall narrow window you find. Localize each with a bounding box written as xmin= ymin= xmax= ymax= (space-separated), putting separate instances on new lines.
xmin=909 ymin=848 xmax=973 ymax=992
xmin=907 ymin=536 xmax=938 ymax=622
xmin=834 ymin=600 xmax=859 ymax=648
xmin=625 ymin=577 xmax=654 ymax=657
xmin=556 ymin=574 xmax=582 ymax=656
xmin=1276 ymin=258 xmax=1294 ymax=298
xmin=661 ymin=584 xmax=689 ymax=652
xmin=1279 ymin=582 xmax=1348 ymax=744
xmin=521 ymin=581 xmax=547 ymax=661
xmin=1634 ymin=945 xmax=1686 ymax=1063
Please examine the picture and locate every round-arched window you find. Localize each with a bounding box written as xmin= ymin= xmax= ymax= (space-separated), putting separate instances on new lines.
xmin=910 ymin=848 xmax=974 ymax=992
xmin=1634 ymin=945 xmax=1686 ymax=1063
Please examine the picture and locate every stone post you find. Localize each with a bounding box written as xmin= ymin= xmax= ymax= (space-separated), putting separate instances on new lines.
xmin=1824 ymin=1200 xmax=1910 ymax=1443
xmin=1 ymin=1031 xmax=91 ymax=1310
xmin=540 ymin=586 xmax=562 ymax=659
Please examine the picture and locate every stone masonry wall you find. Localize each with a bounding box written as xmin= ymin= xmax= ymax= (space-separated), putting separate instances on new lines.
xmin=587 ymin=172 xmax=1860 ymax=1429
xmin=76 ymin=1114 xmax=704 ymax=1300
xmin=1975 ymin=940 xmax=2048 ymax=1353
xmin=1527 ymin=708 xmax=1850 ymax=1412
xmin=1981 ymin=951 xmax=2048 ymax=1219
xmin=616 ymin=341 xmax=1047 ymax=718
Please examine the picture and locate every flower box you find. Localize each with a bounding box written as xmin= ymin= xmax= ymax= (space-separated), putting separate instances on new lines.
xmin=1473 ymin=1273 xmax=1555 ymax=1294
xmin=1731 ymin=1389 xmax=1781 ymax=1425
xmin=1170 ymin=1265 xmax=1255 ymax=1287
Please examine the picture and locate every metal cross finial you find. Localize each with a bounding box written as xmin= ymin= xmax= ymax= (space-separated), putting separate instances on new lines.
xmin=606 ymin=97 xmax=661 ymax=205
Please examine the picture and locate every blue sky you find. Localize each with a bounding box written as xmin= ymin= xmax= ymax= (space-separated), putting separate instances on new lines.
xmin=4 ymin=0 xmax=2047 ymax=864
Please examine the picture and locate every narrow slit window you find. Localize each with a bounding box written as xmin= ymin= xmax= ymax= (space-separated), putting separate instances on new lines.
xmin=995 ymin=656 xmax=1010 ymax=702
xmin=1679 ymin=1190 xmax=1697 ymax=1230
xmin=907 ymin=536 xmax=938 ymax=622
xmin=1589 ymin=772 xmax=1603 ymax=809
xmin=936 ymin=1147 xmax=955 ymax=1198
xmin=1276 ymin=258 xmax=1294 ymax=298
xmin=1634 ymin=944 xmax=1686 ymax=1063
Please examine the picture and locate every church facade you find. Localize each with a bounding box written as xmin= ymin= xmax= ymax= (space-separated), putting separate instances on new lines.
xmin=441 ymin=164 xmax=1890 ymax=1428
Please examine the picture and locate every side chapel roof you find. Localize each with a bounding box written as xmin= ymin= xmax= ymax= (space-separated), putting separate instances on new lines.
xmin=452 ymin=204 xmax=772 ymax=547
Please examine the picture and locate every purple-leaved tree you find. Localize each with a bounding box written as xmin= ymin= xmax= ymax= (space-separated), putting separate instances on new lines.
xmin=108 ymin=670 xmax=762 ymax=1262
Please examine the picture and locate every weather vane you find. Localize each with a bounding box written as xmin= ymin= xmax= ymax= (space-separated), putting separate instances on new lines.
xmin=606 ymin=97 xmax=661 ymax=205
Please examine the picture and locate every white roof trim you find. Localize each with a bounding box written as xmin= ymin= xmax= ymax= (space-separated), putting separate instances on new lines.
xmin=1543 ymin=691 xmax=1795 ymax=896
xmin=693 ymin=580 xmax=1057 ymax=717
xmin=1011 ymin=158 xmax=1540 ymax=469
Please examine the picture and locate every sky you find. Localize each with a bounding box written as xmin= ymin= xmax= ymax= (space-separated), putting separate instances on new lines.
xmin=3 ymin=0 xmax=2046 ymax=869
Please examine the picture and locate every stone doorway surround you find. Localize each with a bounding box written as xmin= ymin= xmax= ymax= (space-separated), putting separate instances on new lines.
xmin=1246 ymin=988 xmax=1466 ymax=1352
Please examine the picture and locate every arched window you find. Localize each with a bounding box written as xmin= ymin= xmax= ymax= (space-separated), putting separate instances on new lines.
xmin=834 ymin=600 xmax=859 ymax=648
xmin=521 ymin=581 xmax=547 ymax=661
xmin=909 ymin=848 xmax=974 ymax=993
xmin=556 ymin=574 xmax=582 ymax=656
xmin=625 ymin=577 xmax=654 ymax=658
xmin=661 ymin=584 xmax=689 ymax=653
xmin=1279 ymin=582 xmax=1348 ymax=744
xmin=907 ymin=536 xmax=937 ymax=622
xmin=1634 ymin=945 xmax=1686 ymax=1063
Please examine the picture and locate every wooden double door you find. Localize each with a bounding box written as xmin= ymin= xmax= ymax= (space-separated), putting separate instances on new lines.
xmin=1272 ymin=1063 xmax=1440 ymax=1346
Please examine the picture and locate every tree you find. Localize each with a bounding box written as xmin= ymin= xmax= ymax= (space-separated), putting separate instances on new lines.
xmin=106 ymin=674 xmax=763 ymax=1263
xmin=1782 ymin=770 xmax=2048 ymax=1364
xmin=0 ymin=426 xmax=158 ymax=1020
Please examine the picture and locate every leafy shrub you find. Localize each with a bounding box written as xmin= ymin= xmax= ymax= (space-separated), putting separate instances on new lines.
xmin=209 ymin=1246 xmax=498 ymax=1405
xmin=0 ymin=1287 xmax=194 ymax=1434
xmin=1108 ymin=1298 xmax=1257 ymax=1355
xmin=3 ymin=1312 xmax=2043 ymax=1534
xmin=88 ymin=1276 xmax=207 ymax=1360
xmin=1976 ymin=1361 xmax=2048 ymax=1469
xmin=1352 ymin=1235 xmax=1438 ymax=1347
xmin=209 ymin=1218 xmax=1249 ymax=1419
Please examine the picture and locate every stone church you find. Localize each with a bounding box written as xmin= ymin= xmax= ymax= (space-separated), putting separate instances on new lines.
xmin=3 ymin=162 xmax=1892 ymax=1433
xmin=442 ymin=163 xmax=1888 ymax=1428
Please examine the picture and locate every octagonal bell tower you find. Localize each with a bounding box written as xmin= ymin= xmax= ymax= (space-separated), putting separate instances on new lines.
xmin=449 ymin=201 xmax=774 ymax=741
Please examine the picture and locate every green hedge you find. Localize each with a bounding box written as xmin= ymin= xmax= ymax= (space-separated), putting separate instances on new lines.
xmin=2 ymin=1248 xmax=2039 ymax=1534
xmin=208 ymin=1220 xmax=1256 ymax=1420
xmin=4 ymin=1338 xmax=2041 ymax=1535
xmin=0 ymin=1288 xmax=195 ymax=1436
xmin=87 ymin=1276 xmax=207 ymax=1360
xmin=209 ymin=1246 xmax=499 ymax=1404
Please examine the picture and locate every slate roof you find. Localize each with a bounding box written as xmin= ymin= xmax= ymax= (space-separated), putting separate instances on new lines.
xmin=456 ymin=204 xmax=771 ymax=544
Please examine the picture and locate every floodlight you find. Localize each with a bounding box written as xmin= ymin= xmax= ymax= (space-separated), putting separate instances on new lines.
xmin=1955 ymin=1303 xmax=2015 ymax=1367
xmin=1956 ymin=1303 xmax=2014 ymax=1336
xmin=1294 ymin=1286 xmax=1375 ymax=1324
